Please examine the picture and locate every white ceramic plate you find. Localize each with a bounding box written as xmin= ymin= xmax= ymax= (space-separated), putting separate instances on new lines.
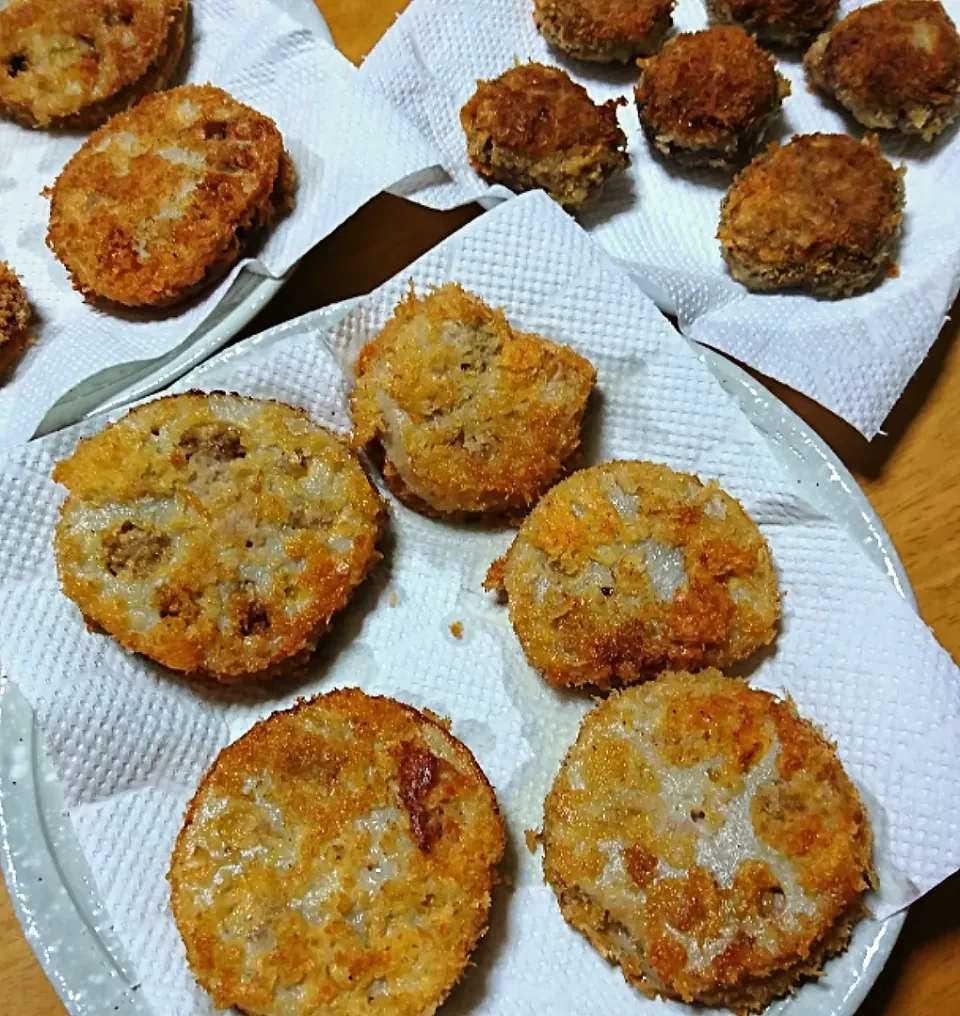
xmin=0 ymin=299 xmax=911 ymax=1016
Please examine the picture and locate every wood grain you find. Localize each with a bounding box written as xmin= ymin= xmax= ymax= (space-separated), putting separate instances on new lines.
xmin=2 ymin=1 xmax=957 ymax=1014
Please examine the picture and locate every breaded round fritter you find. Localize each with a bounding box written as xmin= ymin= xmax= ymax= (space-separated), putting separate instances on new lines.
xmin=460 ymin=63 xmax=629 ymax=209
xmin=170 ymin=688 xmax=505 ymax=1016
xmin=805 ymin=0 xmax=960 ymax=141
xmin=0 ymin=262 xmax=31 ymax=376
xmin=53 ymin=392 xmax=384 ymax=682
xmin=46 ymin=83 xmax=295 ymax=308
xmin=636 ymin=27 xmax=791 ymax=170
xmin=542 ymin=670 xmax=874 ymax=1014
xmin=718 ymin=133 xmax=905 ymax=298
xmin=485 ymin=461 xmax=779 ymax=689
xmin=532 ymin=0 xmax=676 ymax=63
xmin=0 ymin=0 xmax=187 ymax=130
xmin=706 ymin=0 xmax=838 ymax=47
xmin=351 ymin=284 xmax=597 ymax=520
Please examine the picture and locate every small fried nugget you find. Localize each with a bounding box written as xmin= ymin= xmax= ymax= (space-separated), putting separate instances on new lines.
xmin=170 ymin=688 xmax=505 ymax=1016
xmin=485 ymin=461 xmax=779 ymax=688
xmin=351 ymin=284 xmax=597 ymax=520
xmin=460 ymin=63 xmax=629 ymax=209
xmin=533 ymin=0 xmax=676 ymax=62
xmin=46 ymin=83 xmax=296 ymax=308
xmin=0 ymin=0 xmax=187 ymax=130
xmin=542 ymin=670 xmax=874 ymax=1013
xmin=53 ymin=392 xmax=384 ymax=682
xmin=805 ymin=0 xmax=960 ymax=141
xmin=706 ymin=0 xmax=838 ymax=47
xmin=0 ymin=262 xmax=31 ymax=375
xmin=718 ymin=133 xmax=905 ymax=298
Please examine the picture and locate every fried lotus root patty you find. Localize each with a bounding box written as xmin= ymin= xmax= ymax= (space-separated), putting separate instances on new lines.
xmin=0 ymin=262 xmax=31 ymax=375
xmin=351 ymin=283 xmax=597 ymax=519
xmin=533 ymin=0 xmax=676 ymax=62
xmin=542 ymin=671 xmax=874 ymax=1013
xmin=718 ymin=133 xmax=905 ymax=298
xmin=805 ymin=0 xmax=960 ymax=141
xmin=706 ymin=0 xmax=838 ymax=46
xmin=169 ymin=688 xmax=505 ymax=1016
xmin=636 ymin=27 xmax=791 ymax=170
xmin=53 ymin=392 xmax=384 ymax=682
xmin=485 ymin=461 xmax=779 ymax=688
xmin=460 ymin=62 xmax=629 ymax=210
xmin=46 ymin=83 xmax=296 ymax=308
xmin=0 ymin=0 xmax=187 ymax=129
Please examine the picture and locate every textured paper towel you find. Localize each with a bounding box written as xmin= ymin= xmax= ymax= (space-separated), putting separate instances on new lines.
xmin=360 ymin=0 xmax=960 ymax=438
xmin=1 ymin=193 xmax=958 ymax=1016
xmin=0 ymin=0 xmax=438 ymax=446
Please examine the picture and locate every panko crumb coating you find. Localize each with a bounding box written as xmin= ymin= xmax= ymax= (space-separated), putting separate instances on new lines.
xmin=460 ymin=63 xmax=629 ymax=210
xmin=485 ymin=461 xmax=779 ymax=689
xmin=543 ymin=670 xmax=874 ymax=1014
xmin=706 ymin=0 xmax=839 ymax=47
xmin=0 ymin=262 xmax=31 ymax=375
xmin=0 ymin=0 xmax=187 ymax=130
xmin=533 ymin=0 xmax=677 ymax=63
xmin=46 ymin=83 xmax=296 ymax=308
xmin=53 ymin=392 xmax=384 ymax=683
xmin=805 ymin=0 xmax=960 ymax=141
xmin=636 ymin=27 xmax=791 ymax=170
xmin=718 ymin=133 xmax=905 ymax=298
xmin=170 ymin=688 xmax=505 ymax=1016
xmin=351 ymin=284 xmax=597 ymax=520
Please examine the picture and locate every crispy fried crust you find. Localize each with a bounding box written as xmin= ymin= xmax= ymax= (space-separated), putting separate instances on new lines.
xmin=0 ymin=0 xmax=187 ymax=129
xmin=53 ymin=392 xmax=384 ymax=682
xmin=485 ymin=461 xmax=779 ymax=688
xmin=804 ymin=0 xmax=960 ymax=141
xmin=169 ymin=688 xmax=505 ymax=1016
xmin=718 ymin=133 xmax=905 ymax=298
xmin=705 ymin=0 xmax=838 ymax=46
xmin=542 ymin=671 xmax=874 ymax=1013
xmin=533 ymin=0 xmax=676 ymax=62
xmin=0 ymin=262 xmax=31 ymax=375
xmin=636 ymin=27 xmax=790 ymax=170
xmin=351 ymin=283 xmax=597 ymax=519
xmin=460 ymin=63 xmax=629 ymax=209
xmin=46 ymin=83 xmax=295 ymax=308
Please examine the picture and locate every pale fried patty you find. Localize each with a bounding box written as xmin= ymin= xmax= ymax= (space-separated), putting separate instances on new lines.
xmin=706 ymin=0 xmax=838 ymax=46
xmin=460 ymin=63 xmax=629 ymax=210
xmin=805 ymin=0 xmax=960 ymax=141
xmin=636 ymin=27 xmax=790 ymax=170
xmin=718 ymin=133 xmax=905 ymax=298
xmin=485 ymin=461 xmax=779 ymax=689
xmin=0 ymin=262 xmax=31 ymax=375
xmin=170 ymin=688 xmax=505 ymax=1016
xmin=0 ymin=0 xmax=187 ymax=129
xmin=351 ymin=284 xmax=597 ymax=519
xmin=46 ymin=83 xmax=296 ymax=308
xmin=53 ymin=392 xmax=384 ymax=682
xmin=542 ymin=670 xmax=874 ymax=1013
xmin=533 ymin=0 xmax=676 ymax=62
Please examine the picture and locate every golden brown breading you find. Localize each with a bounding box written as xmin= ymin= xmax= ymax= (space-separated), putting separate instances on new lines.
xmin=805 ymin=0 xmax=960 ymax=140
xmin=0 ymin=0 xmax=187 ymax=130
xmin=485 ymin=461 xmax=779 ymax=689
xmin=170 ymin=688 xmax=505 ymax=1016
xmin=0 ymin=262 xmax=31 ymax=375
xmin=460 ymin=63 xmax=628 ymax=209
xmin=718 ymin=133 xmax=905 ymax=298
xmin=636 ymin=27 xmax=790 ymax=170
xmin=533 ymin=0 xmax=676 ymax=62
xmin=46 ymin=83 xmax=295 ymax=308
xmin=705 ymin=0 xmax=838 ymax=46
xmin=351 ymin=283 xmax=597 ymax=520
xmin=53 ymin=392 xmax=384 ymax=682
xmin=542 ymin=670 xmax=874 ymax=1014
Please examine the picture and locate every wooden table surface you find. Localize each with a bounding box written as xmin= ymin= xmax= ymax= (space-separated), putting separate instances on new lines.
xmin=2 ymin=2 xmax=958 ymax=1014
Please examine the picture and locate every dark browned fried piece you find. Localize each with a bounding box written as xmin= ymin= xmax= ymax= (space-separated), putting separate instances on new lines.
xmin=533 ymin=0 xmax=676 ymax=62
xmin=0 ymin=262 xmax=32 ymax=375
xmin=706 ymin=0 xmax=838 ymax=47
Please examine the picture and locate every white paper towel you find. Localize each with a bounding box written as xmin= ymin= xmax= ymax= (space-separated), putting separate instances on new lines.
xmin=359 ymin=0 xmax=960 ymax=439
xmin=1 ymin=193 xmax=958 ymax=1016
xmin=0 ymin=0 xmax=439 ymax=447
